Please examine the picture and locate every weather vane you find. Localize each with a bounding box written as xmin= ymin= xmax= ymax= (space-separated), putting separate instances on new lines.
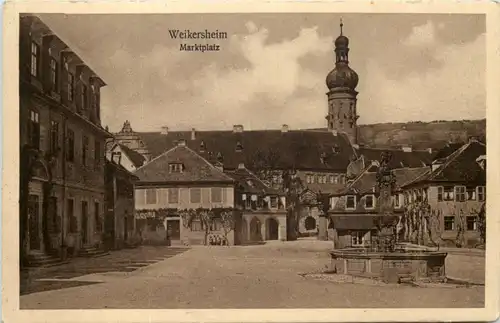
xmin=340 ymin=18 xmax=344 ymax=35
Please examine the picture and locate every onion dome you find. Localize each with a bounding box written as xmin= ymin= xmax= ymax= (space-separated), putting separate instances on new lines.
xmin=326 ymin=19 xmax=359 ymax=91
xmin=326 ymin=65 xmax=359 ymax=90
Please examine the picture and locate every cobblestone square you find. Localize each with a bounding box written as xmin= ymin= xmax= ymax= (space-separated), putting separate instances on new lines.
xmin=20 ymin=240 xmax=485 ymax=309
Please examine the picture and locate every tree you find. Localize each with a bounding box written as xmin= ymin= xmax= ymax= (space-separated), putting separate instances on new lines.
xmin=476 ymin=202 xmax=486 ymax=247
xmin=283 ymin=169 xmax=304 ymax=240
xmin=220 ymin=210 xmax=235 ymax=243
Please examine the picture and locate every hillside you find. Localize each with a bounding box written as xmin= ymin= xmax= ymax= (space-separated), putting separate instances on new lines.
xmin=309 ymin=119 xmax=486 ymax=150
xmin=357 ymin=119 xmax=486 ymax=150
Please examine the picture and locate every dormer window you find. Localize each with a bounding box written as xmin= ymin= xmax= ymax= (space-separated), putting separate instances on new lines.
xmin=346 ymin=195 xmax=356 ymax=210
xmin=332 ymin=145 xmax=340 ymax=154
xmin=169 ymin=163 xmax=184 ymax=173
xmin=200 ymin=141 xmax=206 ymax=152
xmin=235 ymin=141 xmax=243 ymax=152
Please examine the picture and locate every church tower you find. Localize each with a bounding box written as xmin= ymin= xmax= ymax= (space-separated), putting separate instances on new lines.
xmin=325 ymin=20 xmax=360 ymax=145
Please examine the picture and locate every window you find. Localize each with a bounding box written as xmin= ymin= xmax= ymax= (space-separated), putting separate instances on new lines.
xmin=365 ymin=195 xmax=375 ymax=209
xmin=30 ymin=42 xmax=40 ymax=77
xmin=466 ymin=187 xmax=476 ymax=200
xmin=394 ymin=194 xmax=400 ymax=208
xmin=441 ymin=187 xmax=454 ymax=201
xmin=190 ymin=188 xmax=201 ymax=203
xmin=444 ymin=216 xmax=455 ymax=231
xmin=94 ymin=202 xmax=102 ymax=232
xmin=318 ymin=175 xmax=327 ymax=184
xmin=329 ymin=175 xmax=335 ymax=184
xmin=67 ymin=199 xmax=76 ymax=233
xmin=270 ymin=196 xmax=279 ymax=208
xmin=50 ymin=120 xmax=59 ymax=153
xmin=67 ymin=73 xmax=74 ymax=101
xmin=477 ymin=186 xmax=486 ymax=202
xmin=94 ymin=140 xmax=101 ymax=168
xmin=28 ymin=110 xmax=40 ymax=149
xmin=191 ymin=220 xmax=203 ymax=231
xmin=82 ymin=136 xmax=89 ymax=166
xmin=169 ymin=163 xmax=184 ymax=173
xmin=49 ymin=58 xmax=58 ymax=91
xmin=145 ymin=189 xmax=157 ymax=205
xmin=81 ymin=83 xmax=88 ymax=110
xmin=66 ymin=129 xmax=75 ymax=162
xmin=454 ymin=186 xmax=466 ymax=202
xmin=211 ymin=187 xmax=222 ymax=203
xmin=466 ymin=216 xmax=476 ymax=231
xmin=351 ymin=231 xmax=365 ymax=246
xmin=346 ymin=195 xmax=356 ymax=210
xmin=210 ymin=219 xmax=223 ymax=231
xmin=310 ymin=175 xmax=315 ymax=184
xmin=168 ymin=188 xmax=179 ymax=204
xmin=306 ymin=175 xmax=312 ymax=184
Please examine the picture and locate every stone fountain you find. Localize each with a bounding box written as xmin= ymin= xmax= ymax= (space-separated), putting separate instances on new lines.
xmin=329 ymin=152 xmax=448 ymax=284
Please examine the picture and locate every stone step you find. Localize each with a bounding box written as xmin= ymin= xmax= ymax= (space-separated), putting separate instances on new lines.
xmin=78 ymin=247 xmax=110 ymax=258
xmin=26 ymin=254 xmax=68 ymax=268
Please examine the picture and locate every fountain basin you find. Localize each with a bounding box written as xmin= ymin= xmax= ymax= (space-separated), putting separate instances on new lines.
xmin=330 ymin=248 xmax=448 ymax=283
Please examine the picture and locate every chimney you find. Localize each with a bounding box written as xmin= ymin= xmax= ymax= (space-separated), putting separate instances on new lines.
xmin=161 ymin=126 xmax=169 ymax=135
xmin=238 ymin=163 xmax=245 ymax=169
xmin=331 ymin=129 xmax=338 ymax=136
xmin=177 ymin=139 xmax=186 ymax=147
xmin=281 ymin=124 xmax=289 ymax=133
xmin=233 ymin=125 xmax=244 ymax=133
xmin=427 ymin=148 xmax=433 ymax=154
xmin=191 ymin=128 xmax=196 ymax=140
xmin=402 ymin=145 xmax=412 ymax=153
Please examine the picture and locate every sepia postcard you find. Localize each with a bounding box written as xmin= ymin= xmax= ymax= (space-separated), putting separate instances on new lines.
xmin=2 ymin=1 xmax=500 ymax=322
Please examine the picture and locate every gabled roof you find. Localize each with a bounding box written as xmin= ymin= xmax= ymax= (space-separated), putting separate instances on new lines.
xmin=117 ymin=144 xmax=146 ymax=168
xmin=105 ymin=159 xmax=139 ymax=180
xmin=134 ymin=130 xmax=357 ymax=171
xmin=335 ymin=161 xmax=429 ymax=196
xmin=134 ymin=144 xmax=235 ymax=184
xmin=225 ymin=166 xmax=281 ymax=195
xmin=402 ymin=140 xmax=486 ymax=187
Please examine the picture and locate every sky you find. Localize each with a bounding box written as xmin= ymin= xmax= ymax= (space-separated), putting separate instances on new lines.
xmin=38 ymin=13 xmax=486 ymax=132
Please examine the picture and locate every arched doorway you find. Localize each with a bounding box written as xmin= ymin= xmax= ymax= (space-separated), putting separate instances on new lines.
xmin=249 ymin=217 xmax=262 ymax=241
xmin=305 ymin=216 xmax=317 ymax=231
xmin=267 ymin=218 xmax=279 ymax=240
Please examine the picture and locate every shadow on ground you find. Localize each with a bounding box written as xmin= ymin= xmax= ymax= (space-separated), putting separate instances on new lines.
xmin=20 ymin=246 xmax=189 ymax=295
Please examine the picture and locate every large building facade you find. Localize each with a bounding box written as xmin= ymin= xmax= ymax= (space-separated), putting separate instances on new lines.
xmin=19 ymin=15 xmax=111 ymax=265
xmin=106 ymin=22 xmax=485 ymax=246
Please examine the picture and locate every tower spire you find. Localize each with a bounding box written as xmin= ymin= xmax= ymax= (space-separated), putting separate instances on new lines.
xmin=340 ymin=18 xmax=343 ymax=36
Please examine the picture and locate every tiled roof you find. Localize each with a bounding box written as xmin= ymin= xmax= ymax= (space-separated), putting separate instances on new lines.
xmin=118 ymin=144 xmax=146 ymax=168
xmin=134 ymin=144 xmax=235 ymax=184
xmin=432 ymin=142 xmax=464 ymax=160
xmin=337 ymin=162 xmax=429 ymax=196
xmin=225 ymin=167 xmax=281 ymax=195
xmin=403 ymin=140 xmax=486 ymax=187
xmin=357 ymin=147 xmax=433 ymax=169
xmin=136 ymin=130 xmax=357 ymax=171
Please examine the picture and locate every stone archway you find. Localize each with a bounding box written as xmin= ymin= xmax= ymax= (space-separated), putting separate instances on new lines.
xmin=249 ymin=217 xmax=262 ymax=241
xmin=266 ymin=217 xmax=279 ymax=240
xmin=305 ymin=216 xmax=317 ymax=231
